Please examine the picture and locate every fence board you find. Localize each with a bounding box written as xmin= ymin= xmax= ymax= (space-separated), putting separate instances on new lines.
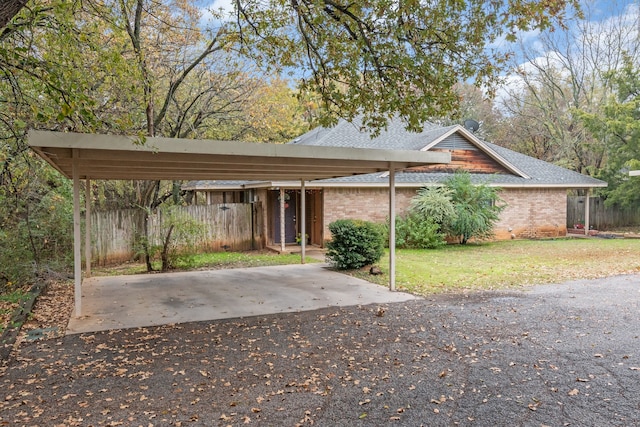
xmin=567 ymin=196 xmax=640 ymax=230
xmin=91 ymin=203 xmax=262 ymax=266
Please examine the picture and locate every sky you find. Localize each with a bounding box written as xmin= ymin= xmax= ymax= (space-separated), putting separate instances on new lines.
xmin=494 ymin=0 xmax=639 ymax=104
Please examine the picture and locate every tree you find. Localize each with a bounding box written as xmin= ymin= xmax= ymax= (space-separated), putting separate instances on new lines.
xmin=233 ymin=0 xmax=580 ymax=134
xmin=444 ymin=172 xmax=504 ymax=244
xmin=95 ymin=0 xmax=265 ymax=270
xmin=0 ymin=1 xmax=109 ymax=284
xmin=438 ymin=83 xmax=505 ymax=142
xmin=0 ymin=0 xmax=271 ymax=277
xmin=0 ymin=0 xmax=28 ymax=30
xmin=496 ymin=1 xmax=640 ymax=175
xmin=579 ymin=55 xmax=640 ymax=207
xmin=209 ymin=77 xmax=311 ymax=143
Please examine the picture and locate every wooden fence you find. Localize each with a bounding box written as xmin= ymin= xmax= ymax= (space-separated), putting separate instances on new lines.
xmin=91 ymin=203 xmax=263 ymax=266
xmin=567 ymin=196 xmax=640 ymax=230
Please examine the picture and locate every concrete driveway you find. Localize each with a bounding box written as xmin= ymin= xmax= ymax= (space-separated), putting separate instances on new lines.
xmin=67 ymin=263 xmax=417 ymax=334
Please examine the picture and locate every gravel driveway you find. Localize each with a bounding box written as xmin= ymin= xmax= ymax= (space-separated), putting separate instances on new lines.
xmin=2 ymin=274 xmax=639 ymax=426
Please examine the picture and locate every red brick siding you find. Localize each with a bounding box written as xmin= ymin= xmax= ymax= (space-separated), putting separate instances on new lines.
xmin=495 ymin=188 xmax=567 ymax=239
xmin=322 ymin=187 xmax=415 ymax=238
xmin=322 ymin=187 xmax=568 ymax=241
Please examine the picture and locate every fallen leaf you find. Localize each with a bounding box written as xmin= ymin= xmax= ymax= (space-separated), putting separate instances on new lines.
xmin=568 ymin=389 xmax=579 ymax=396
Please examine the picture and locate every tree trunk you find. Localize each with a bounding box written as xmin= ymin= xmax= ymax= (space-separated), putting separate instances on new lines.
xmin=143 ymin=211 xmax=153 ymax=272
xmin=0 ymin=0 xmax=28 ymax=29
xmin=160 ymin=224 xmax=174 ymax=272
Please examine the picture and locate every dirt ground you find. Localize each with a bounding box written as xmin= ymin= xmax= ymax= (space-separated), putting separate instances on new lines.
xmin=1 ymin=273 xmax=639 ymax=426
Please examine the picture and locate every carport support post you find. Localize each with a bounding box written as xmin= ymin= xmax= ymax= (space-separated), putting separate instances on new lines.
xmin=389 ymin=164 xmax=396 ymax=291
xmin=72 ymin=149 xmax=82 ymax=316
xmin=584 ymin=189 xmax=591 ymax=236
xmin=85 ymin=178 xmax=91 ymax=277
xmin=300 ymin=179 xmax=306 ymax=264
xmin=280 ymin=188 xmax=286 ymax=253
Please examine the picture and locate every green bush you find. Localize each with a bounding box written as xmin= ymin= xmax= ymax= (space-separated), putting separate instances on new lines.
xmin=396 ymin=213 xmax=446 ymax=249
xmin=409 ymin=186 xmax=457 ymax=226
xmin=326 ymin=219 xmax=384 ymax=270
xmin=444 ymin=171 xmax=504 ymax=244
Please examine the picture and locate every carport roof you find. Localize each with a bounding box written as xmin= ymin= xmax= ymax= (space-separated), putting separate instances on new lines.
xmin=28 ymin=130 xmax=450 ymax=181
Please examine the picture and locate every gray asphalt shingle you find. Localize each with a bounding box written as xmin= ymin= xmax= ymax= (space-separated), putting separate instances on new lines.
xmin=183 ymin=118 xmax=606 ymax=189
xmin=293 ymin=118 xmax=606 ymax=188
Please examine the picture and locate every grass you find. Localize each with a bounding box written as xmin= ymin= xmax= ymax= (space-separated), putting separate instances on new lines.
xmin=350 ymin=238 xmax=640 ymax=296
xmin=92 ymin=250 xmax=318 ymax=276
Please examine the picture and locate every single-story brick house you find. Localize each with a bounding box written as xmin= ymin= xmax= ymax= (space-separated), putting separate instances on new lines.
xmin=184 ymin=118 xmax=606 ymax=247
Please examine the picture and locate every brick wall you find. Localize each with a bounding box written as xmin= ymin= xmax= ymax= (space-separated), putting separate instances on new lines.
xmin=494 ymin=188 xmax=567 ymax=239
xmin=322 ymin=187 xmax=415 ymax=237
xmin=322 ymin=186 xmax=568 ymax=241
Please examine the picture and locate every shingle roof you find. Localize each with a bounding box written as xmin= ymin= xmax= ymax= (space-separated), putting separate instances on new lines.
xmin=292 ymin=118 xmax=606 ymax=188
xmin=291 ymin=116 xmax=446 ymax=151
xmin=183 ymin=118 xmax=606 ymax=190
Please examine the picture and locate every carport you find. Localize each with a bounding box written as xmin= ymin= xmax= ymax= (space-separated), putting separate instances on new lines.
xmin=28 ymin=130 xmax=450 ymax=317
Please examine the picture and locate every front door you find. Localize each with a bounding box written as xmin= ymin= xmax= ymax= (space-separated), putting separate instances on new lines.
xmin=307 ymin=190 xmax=323 ymax=246
xmin=273 ymin=190 xmax=297 ymax=244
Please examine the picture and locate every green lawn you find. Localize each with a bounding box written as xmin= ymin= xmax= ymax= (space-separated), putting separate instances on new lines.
xmin=351 ymin=238 xmax=640 ymax=295
xmin=92 ymin=250 xmax=318 ymax=276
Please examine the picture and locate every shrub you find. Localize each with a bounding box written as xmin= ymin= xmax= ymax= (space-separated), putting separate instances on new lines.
xmin=409 ymin=186 xmax=457 ymax=226
xmin=444 ymin=171 xmax=504 ymax=244
xmin=326 ymin=219 xmax=384 ymax=270
xmin=395 ymin=213 xmax=446 ymax=249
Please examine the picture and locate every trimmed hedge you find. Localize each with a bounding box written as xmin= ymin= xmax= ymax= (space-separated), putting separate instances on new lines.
xmin=326 ymin=219 xmax=384 ymax=270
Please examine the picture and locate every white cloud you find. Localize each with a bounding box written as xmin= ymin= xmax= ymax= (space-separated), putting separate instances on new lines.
xmin=199 ymin=0 xmax=234 ymax=26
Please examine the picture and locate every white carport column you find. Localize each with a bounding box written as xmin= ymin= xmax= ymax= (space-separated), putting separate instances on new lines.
xmin=584 ymin=189 xmax=591 ymax=236
xmin=85 ymin=178 xmax=91 ymax=277
xmin=280 ymin=188 xmax=286 ymax=253
xmin=72 ymin=149 xmax=82 ymax=316
xmin=389 ymin=164 xmax=396 ymax=291
xmin=300 ymin=179 xmax=306 ymax=264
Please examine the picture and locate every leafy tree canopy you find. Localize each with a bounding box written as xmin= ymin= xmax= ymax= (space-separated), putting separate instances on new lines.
xmin=579 ymin=54 xmax=640 ymax=207
xmin=232 ymin=0 xmax=579 ymax=134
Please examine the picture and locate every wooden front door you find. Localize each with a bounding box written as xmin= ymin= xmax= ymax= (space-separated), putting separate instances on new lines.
xmin=308 ymin=190 xmax=323 ymax=246
xmin=273 ymin=190 xmax=297 ymax=244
